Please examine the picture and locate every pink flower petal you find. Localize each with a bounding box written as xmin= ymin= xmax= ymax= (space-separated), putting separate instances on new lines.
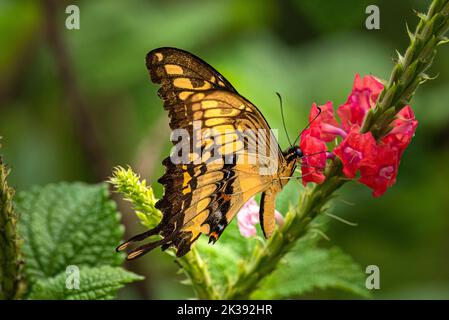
xmin=237 ymin=197 xmax=284 ymax=238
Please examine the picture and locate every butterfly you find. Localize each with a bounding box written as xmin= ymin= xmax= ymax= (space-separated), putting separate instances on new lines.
xmin=117 ymin=47 xmax=312 ymax=260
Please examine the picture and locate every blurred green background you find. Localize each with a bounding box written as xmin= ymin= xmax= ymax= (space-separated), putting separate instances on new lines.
xmin=1 ymin=0 xmax=448 ymax=299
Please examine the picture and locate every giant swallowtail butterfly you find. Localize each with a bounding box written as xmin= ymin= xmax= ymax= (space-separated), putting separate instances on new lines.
xmin=117 ymin=47 xmax=308 ymax=260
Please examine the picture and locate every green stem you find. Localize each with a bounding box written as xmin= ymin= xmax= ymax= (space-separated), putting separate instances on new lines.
xmin=0 ymin=157 xmax=24 ymax=300
xmin=178 ymin=248 xmax=220 ymax=300
xmin=225 ymin=0 xmax=449 ymax=299
xmin=363 ymin=0 xmax=449 ymax=138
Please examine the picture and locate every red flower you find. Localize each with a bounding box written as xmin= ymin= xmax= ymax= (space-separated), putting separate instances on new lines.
xmin=299 ymin=73 xmax=417 ymax=197
xmin=300 ymin=129 xmax=327 ymax=186
xmin=337 ymin=74 xmax=384 ymax=132
xmin=333 ymin=106 xmax=417 ymax=196
xmin=381 ymin=105 xmax=418 ymax=155
xmin=333 ymin=125 xmax=377 ymax=178
xmin=309 ymin=101 xmax=343 ymax=142
xmin=359 ymin=145 xmax=400 ymax=197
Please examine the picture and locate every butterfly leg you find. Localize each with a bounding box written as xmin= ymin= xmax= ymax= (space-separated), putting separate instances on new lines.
xmin=259 ymin=189 xmax=278 ymax=238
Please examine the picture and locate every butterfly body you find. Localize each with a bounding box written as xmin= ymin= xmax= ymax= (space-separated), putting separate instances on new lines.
xmin=117 ymin=48 xmax=303 ymax=260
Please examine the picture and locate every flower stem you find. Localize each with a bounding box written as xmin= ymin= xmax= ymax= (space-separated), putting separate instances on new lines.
xmin=0 ymin=157 xmax=25 ymax=300
xmin=225 ymin=0 xmax=449 ymax=299
xmin=177 ymin=248 xmax=220 ymax=300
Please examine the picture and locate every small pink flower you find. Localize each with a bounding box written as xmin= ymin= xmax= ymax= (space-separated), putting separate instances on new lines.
xmin=237 ymin=198 xmax=260 ymax=238
xmin=237 ymin=198 xmax=284 ymax=238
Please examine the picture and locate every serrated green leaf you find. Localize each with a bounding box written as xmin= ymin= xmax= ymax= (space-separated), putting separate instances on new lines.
xmin=251 ymin=243 xmax=370 ymax=299
xmin=16 ymin=182 xmax=124 ymax=283
xmin=28 ymin=266 xmax=143 ymax=300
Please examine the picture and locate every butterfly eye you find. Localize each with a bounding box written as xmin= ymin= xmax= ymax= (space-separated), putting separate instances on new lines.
xmin=296 ymin=148 xmax=303 ymax=157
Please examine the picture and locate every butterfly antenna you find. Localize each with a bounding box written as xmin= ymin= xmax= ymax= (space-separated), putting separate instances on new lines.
xmin=276 ymin=92 xmax=293 ymax=148
xmin=292 ymin=106 xmax=322 ymax=145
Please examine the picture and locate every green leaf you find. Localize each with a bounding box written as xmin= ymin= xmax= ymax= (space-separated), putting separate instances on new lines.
xmin=16 ymin=182 xmax=125 ymax=283
xmin=28 ymin=266 xmax=143 ymax=300
xmin=251 ymin=243 xmax=370 ymax=299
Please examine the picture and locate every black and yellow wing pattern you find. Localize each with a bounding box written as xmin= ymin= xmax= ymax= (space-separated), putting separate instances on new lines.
xmin=117 ymin=47 xmax=293 ymax=260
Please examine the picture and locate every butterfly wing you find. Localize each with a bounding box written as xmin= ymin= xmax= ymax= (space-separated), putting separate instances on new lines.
xmin=157 ymin=91 xmax=284 ymax=254
xmin=118 ymin=48 xmax=286 ymax=259
xmin=147 ymin=47 xmax=236 ymax=117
